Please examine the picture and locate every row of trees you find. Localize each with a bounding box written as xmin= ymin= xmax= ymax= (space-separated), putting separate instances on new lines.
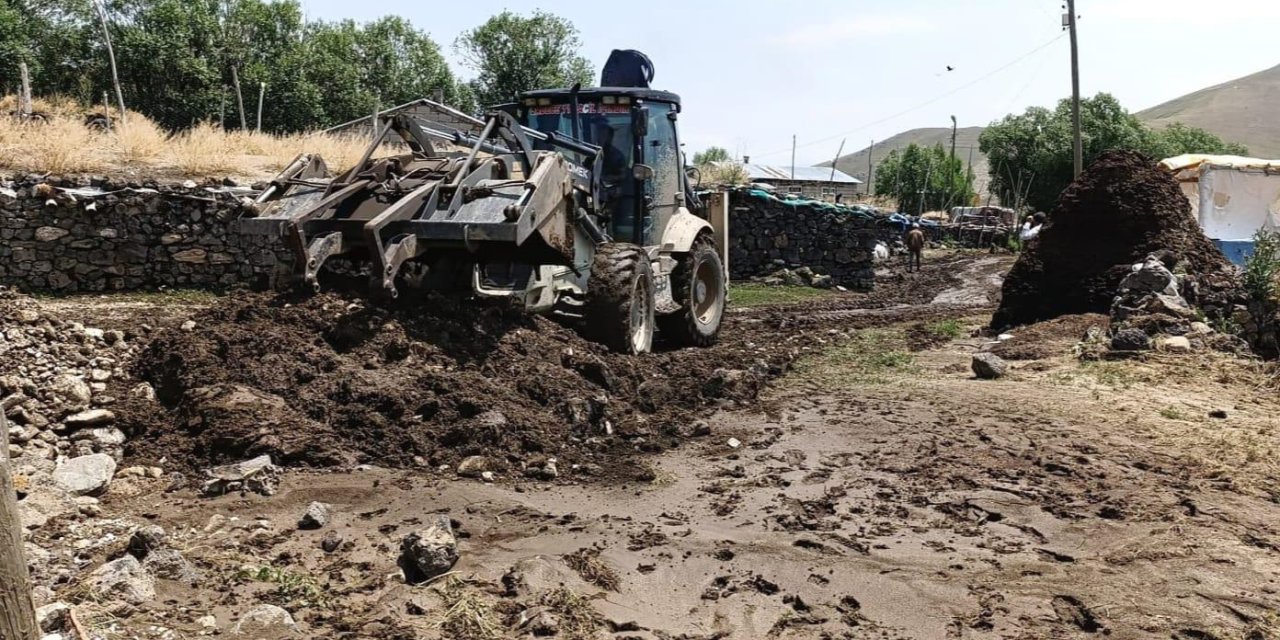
xmin=1 ymin=1 xmax=592 ymax=133
xmin=979 ymin=93 xmax=1247 ymax=212
xmin=874 ymin=143 xmax=976 ymax=214
xmin=871 ymin=94 xmax=1246 ymax=214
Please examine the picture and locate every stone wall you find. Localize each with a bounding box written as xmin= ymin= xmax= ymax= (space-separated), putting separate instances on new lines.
xmin=0 ymin=176 xmax=291 ymax=293
xmin=727 ymin=190 xmax=878 ymax=290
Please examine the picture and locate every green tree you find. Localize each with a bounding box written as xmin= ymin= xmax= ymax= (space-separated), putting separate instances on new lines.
xmin=0 ymin=0 xmax=98 ymax=102
xmin=693 ymin=146 xmax=731 ymax=165
xmin=1148 ymin=122 xmax=1249 ymax=159
xmin=454 ymin=10 xmax=593 ymax=108
xmin=875 ymin=143 xmax=974 ymax=214
xmin=980 ymin=93 xmax=1247 ymax=212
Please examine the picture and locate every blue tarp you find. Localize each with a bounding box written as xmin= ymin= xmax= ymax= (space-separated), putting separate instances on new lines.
xmin=738 ymin=189 xmax=876 ymax=220
xmin=1213 ymin=240 xmax=1255 ymax=266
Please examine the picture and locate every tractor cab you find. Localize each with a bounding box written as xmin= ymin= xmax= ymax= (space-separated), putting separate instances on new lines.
xmin=513 ymin=88 xmax=687 ymax=246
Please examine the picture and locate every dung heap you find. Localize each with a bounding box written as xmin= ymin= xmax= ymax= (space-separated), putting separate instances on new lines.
xmin=116 ymin=290 xmax=799 ymax=480
xmin=992 ymin=150 xmax=1238 ymax=329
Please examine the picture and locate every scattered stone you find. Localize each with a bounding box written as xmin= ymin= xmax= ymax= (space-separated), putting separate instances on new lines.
xmin=231 ymin=604 xmax=297 ymax=636
xmin=127 ymin=525 xmax=168 ymax=559
xmin=481 ymin=471 xmax=496 ymax=483
xmin=49 ymin=375 xmax=92 ymax=408
xmin=144 ymin=548 xmax=202 ymax=585
xmin=298 ymin=501 xmax=330 ymax=529
xmin=1110 ymin=328 xmax=1151 ymax=351
xmin=90 ymin=556 xmax=156 ymax=606
xmin=1209 ymin=409 xmax=1228 ymax=420
xmin=399 ymin=515 xmax=460 ymax=584
xmin=196 ymin=615 xmax=218 ymax=631
xmin=201 ymin=455 xmax=280 ymax=496
xmin=971 ymin=352 xmax=1008 ymax=380
xmin=1157 ymin=336 xmax=1192 ymax=353
xmin=457 ymin=455 xmax=496 ymax=478
xmin=63 ymin=409 xmax=115 ymax=430
xmin=52 ymin=453 xmax=116 ymax=496
xmin=321 ymin=530 xmax=343 ymax=553
xmin=180 ymin=320 xmax=197 ymax=332
xmin=35 ymin=602 xmax=71 ymax=633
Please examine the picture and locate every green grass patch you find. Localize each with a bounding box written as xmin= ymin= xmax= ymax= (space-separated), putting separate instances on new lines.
xmin=792 ymin=328 xmax=917 ymax=386
xmin=729 ymin=283 xmax=835 ymax=308
xmin=1049 ymin=361 xmax=1148 ymax=390
xmin=925 ymin=319 xmax=964 ymax=341
xmin=235 ymin=564 xmax=330 ymax=609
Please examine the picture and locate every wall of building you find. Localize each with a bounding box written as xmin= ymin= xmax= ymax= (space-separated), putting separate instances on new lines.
xmin=758 ymin=180 xmax=862 ymax=203
xmin=727 ymin=189 xmax=877 ymax=290
xmin=0 ymin=176 xmax=292 ymax=293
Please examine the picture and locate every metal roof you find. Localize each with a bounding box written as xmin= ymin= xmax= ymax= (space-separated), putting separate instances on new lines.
xmin=325 ymin=98 xmax=484 ymax=136
xmin=742 ymin=163 xmax=862 ymax=184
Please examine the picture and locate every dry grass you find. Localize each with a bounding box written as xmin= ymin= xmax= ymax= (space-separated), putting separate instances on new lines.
xmin=0 ymin=94 xmax=378 ymax=179
xmin=541 ymin=587 xmax=604 ymax=640
xmin=562 ymin=547 xmax=620 ymax=591
xmin=433 ymin=577 xmax=503 ymax=640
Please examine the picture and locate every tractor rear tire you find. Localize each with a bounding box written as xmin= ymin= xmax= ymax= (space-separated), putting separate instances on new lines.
xmin=658 ymin=237 xmax=725 ymax=347
xmin=584 ymin=243 xmax=655 ymax=354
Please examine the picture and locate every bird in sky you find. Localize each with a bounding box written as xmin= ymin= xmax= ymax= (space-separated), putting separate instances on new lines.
xmin=946 ymin=65 xmax=955 ymax=72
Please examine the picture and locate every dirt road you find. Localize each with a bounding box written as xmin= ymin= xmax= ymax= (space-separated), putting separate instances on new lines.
xmin=29 ymin=251 xmax=1280 ymax=639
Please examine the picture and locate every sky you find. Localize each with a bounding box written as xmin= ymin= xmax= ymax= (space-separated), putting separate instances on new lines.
xmin=297 ymin=0 xmax=1280 ymax=166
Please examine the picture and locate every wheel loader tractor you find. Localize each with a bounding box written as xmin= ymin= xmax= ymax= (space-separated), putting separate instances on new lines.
xmin=238 ymin=52 xmax=726 ymax=354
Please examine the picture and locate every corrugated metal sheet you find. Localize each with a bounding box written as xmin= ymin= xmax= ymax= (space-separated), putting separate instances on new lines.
xmin=324 ymin=98 xmax=484 ymax=137
xmin=742 ymin=163 xmax=862 ymax=184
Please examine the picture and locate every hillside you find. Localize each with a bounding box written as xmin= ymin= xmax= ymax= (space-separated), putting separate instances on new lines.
xmin=820 ymin=127 xmax=991 ymax=198
xmin=824 ymin=62 xmax=1280 ymax=203
xmin=1137 ymin=63 xmax=1280 ymax=158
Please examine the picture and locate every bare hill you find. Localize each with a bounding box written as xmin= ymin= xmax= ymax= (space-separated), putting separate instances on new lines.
xmin=1137 ymin=63 xmax=1280 ymax=158
xmin=820 ymin=127 xmax=992 ymax=199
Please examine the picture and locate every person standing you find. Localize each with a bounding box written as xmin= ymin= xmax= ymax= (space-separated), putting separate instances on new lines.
xmin=906 ymin=223 xmax=925 ymax=272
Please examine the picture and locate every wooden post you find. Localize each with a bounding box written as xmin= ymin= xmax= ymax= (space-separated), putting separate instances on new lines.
xmin=230 ymin=65 xmax=247 ymax=130
xmin=0 ymin=412 xmax=38 ymax=640
xmin=91 ymin=0 xmax=126 ymax=127
xmin=1067 ymin=0 xmax=1082 ymax=178
xmin=17 ymin=62 xmax=32 ymax=118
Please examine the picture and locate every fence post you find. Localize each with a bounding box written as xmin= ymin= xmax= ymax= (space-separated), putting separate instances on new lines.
xmin=0 ymin=412 xmax=38 ymax=640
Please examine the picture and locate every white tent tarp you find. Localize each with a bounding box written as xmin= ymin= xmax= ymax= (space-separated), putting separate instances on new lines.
xmin=1160 ymin=154 xmax=1280 ymax=241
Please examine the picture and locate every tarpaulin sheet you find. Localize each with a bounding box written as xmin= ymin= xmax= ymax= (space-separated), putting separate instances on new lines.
xmin=1198 ymin=166 xmax=1280 ymax=241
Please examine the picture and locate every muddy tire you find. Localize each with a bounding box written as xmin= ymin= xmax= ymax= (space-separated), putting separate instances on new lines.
xmin=585 ymin=243 xmax=655 ymax=354
xmin=658 ymin=237 xmax=725 ymax=347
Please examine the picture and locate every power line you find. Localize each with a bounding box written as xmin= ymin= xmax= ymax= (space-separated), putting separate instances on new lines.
xmin=753 ymin=32 xmax=1069 ymax=159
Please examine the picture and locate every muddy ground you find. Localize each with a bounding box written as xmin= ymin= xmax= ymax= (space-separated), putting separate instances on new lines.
xmin=25 ymin=249 xmax=1280 ymax=639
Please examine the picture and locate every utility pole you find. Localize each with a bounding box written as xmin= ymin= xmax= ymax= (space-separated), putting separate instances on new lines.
xmin=867 ymin=139 xmax=875 ymax=196
xmin=949 ymin=115 xmax=959 ymax=208
xmin=1067 ymin=0 xmax=1082 ymax=177
xmin=790 ymin=135 xmax=796 ymax=181
xmin=231 ymin=66 xmax=247 ymax=130
xmin=0 ymin=412 xmax=38 ymax=640
xmin=92 ymin=0 xmax=126 ymax=127
xmin=256 ymin=82 xmax=265 ymax=132
xmin=828 ymin=139 xmax=845 ymax=201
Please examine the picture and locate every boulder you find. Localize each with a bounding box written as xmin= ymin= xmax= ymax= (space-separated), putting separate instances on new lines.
xmin=1110 ymin=328 xmax=1151 ymax=351
xmin=1119 ymin=257 xmax=1179 ymax=296
xmin=231 ymin=604 xmax=298 ymax=636
xmin=1158 ymin=336 xmax=1193 ymax=353
xmin=971 ymin=352 xmax=1008 ymax=380
xmin=90 ymin=556 xmax=156 ymax=606
xmin=49 ymin=375 xmax=91 ymax=408
xmin=35 ymin=602 xmax=71 ymax=633
xmin=201 ymin=454 xmax=280 ymax=496
xmin=457 ymin=456 xmax=496 ymax=478
xmin=399 ymin=515 xmax=459 ymax=583
xmin=52 ymin=453 xmax=116 ymax=496
xmin=144 ymin=549 xmax=202 ymax=585
xmin=127 ymin=525 xmax=168 ymax=559
xmin=298 ymin=501 xmax=330 ymax=529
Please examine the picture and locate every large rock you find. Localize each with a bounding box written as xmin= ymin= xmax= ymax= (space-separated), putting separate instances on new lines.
xmin=63 ymin=409 xmax=115 ymax=430
xmin=231 ymin=604 xmax=298 ymax=636
xmin=399 ymin=515 xmax=459 ymax=583
xmin=52 ymin=453 xmax=116 ymax=496
xmin=1158 ymin=336 xmax=1193 ymax=353
xmin=457 ymin=455 xmax=496 ymax=478
xmin=90 ymin=556 xmax=156 ymax=606
xmin=1119 ymin=257 xmax=1179 ymax=296
xmin=49 ymin=375 xmax=92 ymax=409
xmin=1111 ymin=328 xmax=1151 ymax=351
xmin=298 ymin=501 xmax=330 ymax=529
xmin=971 ymin=352 xmax=1008 ymax=380
xmin=202 ymin=454 xmax=281 ymax=496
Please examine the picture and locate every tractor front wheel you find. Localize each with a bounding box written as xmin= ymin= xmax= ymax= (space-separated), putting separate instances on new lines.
xmin=584 ymin=243 xmax=655 ymax=354
xmin=659 ymin=237 xmax=725 ymax=347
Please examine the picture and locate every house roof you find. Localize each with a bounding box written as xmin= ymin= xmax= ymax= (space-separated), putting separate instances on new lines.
xmin=742 ymin=163 xmax=862 ymax=184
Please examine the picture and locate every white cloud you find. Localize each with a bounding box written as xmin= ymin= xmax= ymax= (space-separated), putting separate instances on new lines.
xmin=770 ymin=16 xmax=937 ymax=47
